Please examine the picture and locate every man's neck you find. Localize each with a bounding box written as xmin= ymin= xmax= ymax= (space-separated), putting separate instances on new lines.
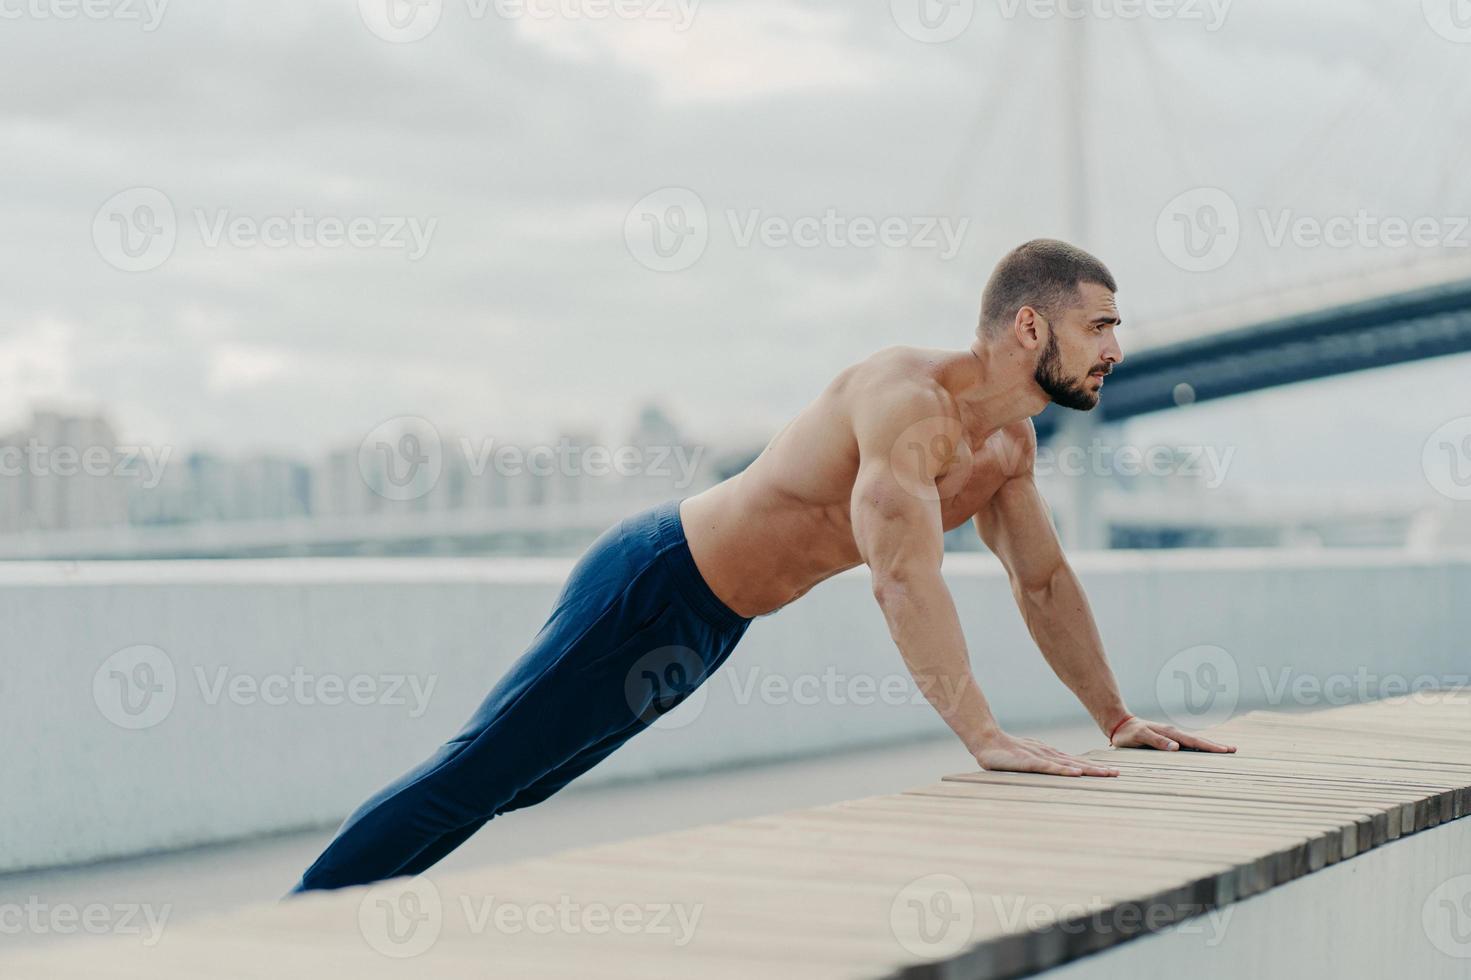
xmin=944 ymin=339 xmax=1049 ymax=438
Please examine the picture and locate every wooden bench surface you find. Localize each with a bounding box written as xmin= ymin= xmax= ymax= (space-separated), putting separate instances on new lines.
xmin=7 ymin=691 xmax=1470 ymax=979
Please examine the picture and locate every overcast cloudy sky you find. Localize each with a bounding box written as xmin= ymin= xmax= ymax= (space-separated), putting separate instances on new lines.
xmin=2 ymin=0 xmax=1468 ymax=495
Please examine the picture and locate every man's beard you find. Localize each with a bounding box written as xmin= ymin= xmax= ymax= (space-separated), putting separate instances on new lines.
xmin=1034 ymin=329 xmax=1100 ymax=411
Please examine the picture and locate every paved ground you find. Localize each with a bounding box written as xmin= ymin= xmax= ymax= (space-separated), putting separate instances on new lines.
xmin=0 ymin=719 xmax=1102 ymax=952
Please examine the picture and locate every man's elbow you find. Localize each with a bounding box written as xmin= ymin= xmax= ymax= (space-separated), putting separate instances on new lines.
xmin=1012 ymin=560 xmax=1066 ymax=608
xmin=871 ymin=574 xmax=909 ymax=612
xmin=870 ymin=563 xmax=938 ymax=611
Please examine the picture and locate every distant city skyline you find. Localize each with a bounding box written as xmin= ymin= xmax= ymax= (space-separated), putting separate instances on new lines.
xmin=2 ymin=378 xmax=1462 ymax=558
xmin=5 ymin=337 xmax=1466 ymax=505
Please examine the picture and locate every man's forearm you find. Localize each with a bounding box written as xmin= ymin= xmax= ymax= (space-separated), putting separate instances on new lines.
xmin=873 ymin=568 xmax=1000 ymax=754
xmin=1013 ymin=562 xmax=1129 ymax=735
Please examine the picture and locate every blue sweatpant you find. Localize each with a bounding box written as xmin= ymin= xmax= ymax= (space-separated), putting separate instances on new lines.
xmin=290 ymin=499 xmax=751 ymax=893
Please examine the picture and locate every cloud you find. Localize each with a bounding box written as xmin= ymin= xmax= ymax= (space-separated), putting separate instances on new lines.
xmin=506 ymin=0 xmax=896 ymax=103
xmin=206 ymin=343 xmax=297 ymax=392
xmin=0 ymin=319 xmax=84 ymax=426
xmin=0 ymin=0 xmax=1465 ymax=469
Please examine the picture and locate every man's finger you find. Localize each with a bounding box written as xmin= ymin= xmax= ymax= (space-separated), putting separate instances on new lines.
xmin=1037 ymin=759 xmax=1083 ymax=776
xmin=1063 ymin=751 xmax=1120 ymax=776
xmin=1036 ymin=750 xmax=1116 ymax=777
xmin=1162 ymin=726 xmax=1236 ymax=753
xmin=1073 ymin=760 xmax=1120 ymax=776
xmin=1017 ymin=749 xmax=1081 ymax=776
xmin=1034 ymin=743 xmax=1121 ymax=776
xmin=1139 ymin=726 xmax=1178 ymax=751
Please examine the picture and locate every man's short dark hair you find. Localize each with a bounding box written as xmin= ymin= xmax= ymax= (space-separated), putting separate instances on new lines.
xmin=979 ymin=239 xmax=1116 ymax=336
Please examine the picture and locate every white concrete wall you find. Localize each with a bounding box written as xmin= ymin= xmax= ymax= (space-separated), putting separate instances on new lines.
xmin=1044 ymin=813 xmax=1471 ymax=980
xmin=3 ymin=549 xmax=1469 ymax=874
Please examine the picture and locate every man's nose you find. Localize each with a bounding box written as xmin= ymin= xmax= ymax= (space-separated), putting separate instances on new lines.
xmin=1104 ymin=337 xmax=1124 ymax=365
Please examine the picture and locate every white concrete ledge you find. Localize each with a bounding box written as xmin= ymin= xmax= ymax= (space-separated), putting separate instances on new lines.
xmin=1043 ymin=814 xmax=1471 ymax=980
xmin=3 ymin=549 xmax=1469 ymax=873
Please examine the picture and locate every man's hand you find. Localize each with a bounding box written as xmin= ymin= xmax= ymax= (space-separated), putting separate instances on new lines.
xmin=972 ymin=730 xmax=1120 ymax=777
xmin=1109 ymin=716 xmax=1236 ymax=753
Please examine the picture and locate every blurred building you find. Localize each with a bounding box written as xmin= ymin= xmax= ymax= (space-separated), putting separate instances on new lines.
xmin=0 ymin=410 xmax=130 ymax=533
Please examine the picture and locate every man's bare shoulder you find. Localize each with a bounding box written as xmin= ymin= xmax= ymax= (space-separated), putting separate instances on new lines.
xmin=837 ymin=345 xmax=958 ymax=417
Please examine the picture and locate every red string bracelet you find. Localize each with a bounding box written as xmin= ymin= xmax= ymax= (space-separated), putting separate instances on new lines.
xmin=1107 ymin=714 xmax=1134 ymax=742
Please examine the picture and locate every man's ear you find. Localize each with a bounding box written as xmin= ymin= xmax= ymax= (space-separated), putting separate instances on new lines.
xmin=1013 ymin=306 xmax=1043 ymax=351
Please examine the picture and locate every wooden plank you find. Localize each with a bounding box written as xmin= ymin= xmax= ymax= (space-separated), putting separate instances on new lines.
xmin=7 ymin=694 xmax=1471 ymax=979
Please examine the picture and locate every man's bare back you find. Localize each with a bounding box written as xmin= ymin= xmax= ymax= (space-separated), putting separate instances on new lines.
xmin=682 ymin=345 xmax=1032 ymax=619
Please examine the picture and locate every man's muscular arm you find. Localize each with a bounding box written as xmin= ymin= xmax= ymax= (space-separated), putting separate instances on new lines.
xmin=851 ymin=385 xmax=1117 ymax=777
xmin=975 ymin=422 xmax=1235 ymax=754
